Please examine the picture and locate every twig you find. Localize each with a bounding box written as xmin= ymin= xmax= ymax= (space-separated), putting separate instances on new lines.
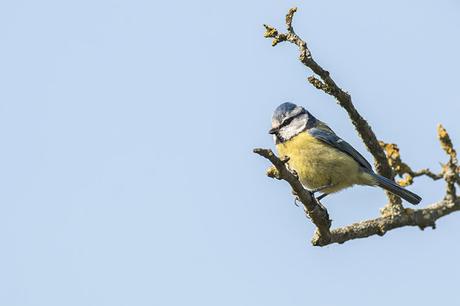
xmin=379 ymin=125 xmax=458 ymax=202
xmin=379 ymin=141 xmax=443 ymax=187
xmin=253 ymin=148 xmax=332 ymax=244
xmin=438 ymin=124 xmax=458 ymax=201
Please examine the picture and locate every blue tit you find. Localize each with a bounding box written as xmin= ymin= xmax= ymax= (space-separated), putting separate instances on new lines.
xmin=269 ymin=102 xmax=421 ymax=204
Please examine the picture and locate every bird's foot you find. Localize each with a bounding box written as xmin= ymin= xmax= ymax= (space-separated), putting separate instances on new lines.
xmin=316 ymin=193 xmax=329 ymax=201
xmin=314 ymin=197 xmax=327 ymax=212
xmin=309 ymin=184 xmax=333 ymax=203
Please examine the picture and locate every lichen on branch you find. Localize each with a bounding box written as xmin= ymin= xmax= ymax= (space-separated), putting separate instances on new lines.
xmin=379 ymin=141 xmax=442 ymax=187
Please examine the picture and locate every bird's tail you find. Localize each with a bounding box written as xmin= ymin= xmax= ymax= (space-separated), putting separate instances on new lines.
xmin=370 ymin=172 xmax=421 ymax=205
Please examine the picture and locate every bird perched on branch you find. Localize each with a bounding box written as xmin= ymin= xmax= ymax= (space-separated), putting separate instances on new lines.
xmin=269 ymin=102 xmax=421 ymax=204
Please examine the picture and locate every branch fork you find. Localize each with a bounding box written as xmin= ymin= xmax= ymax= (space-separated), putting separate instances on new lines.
xmin=256 ymin=8 xmax=459 ymax=246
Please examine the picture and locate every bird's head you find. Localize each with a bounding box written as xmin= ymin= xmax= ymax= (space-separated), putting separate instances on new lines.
xmin=269 ymin=102 xmax=315 ymax=143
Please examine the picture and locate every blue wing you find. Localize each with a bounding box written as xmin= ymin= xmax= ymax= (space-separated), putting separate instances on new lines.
xmin=307 ymin=127 xmax=373 ymax=171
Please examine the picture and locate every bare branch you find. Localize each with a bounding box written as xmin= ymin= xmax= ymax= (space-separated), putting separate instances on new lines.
xmin=253 ymin=148 xmax=332 ymax=244
xmin=312 ymin=199 xmax=460 ymax=246
xmin=438 ymin=124 xmax=458 ymax=201
xmin=255 ymin=147 xmax=460 ymax=247
xmin=256 ymin=8 xmax=459 ymax=246
xmin=263 ymin=8 xmax=403 ymax=212
xmin=379 ymin=141 xmax=443 ymax=187
xmin=379 ymin=125 xmax=458 ymax=202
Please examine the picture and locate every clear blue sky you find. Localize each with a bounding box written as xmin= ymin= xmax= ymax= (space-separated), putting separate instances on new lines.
xmin=1 ymin=1 xmax=459 ymax=305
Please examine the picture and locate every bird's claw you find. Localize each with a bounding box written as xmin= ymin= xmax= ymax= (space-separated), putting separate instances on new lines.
xmin=309 ymin=183 xmax=333 ymax=202
xmin=291 ymin=190 xmax=301 ymax=207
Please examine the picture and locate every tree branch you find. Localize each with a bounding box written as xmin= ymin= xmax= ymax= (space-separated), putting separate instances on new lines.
xmin=255 ymin=143 xmax=459 ymax=246
xmin=264 ymin=8 xmax=403 ymax=212
xmin=379 ymin=141 xmax=443 ymax=187
xmin=380 ymin=124 xmax=459 ymax=202
xmin=312 ymin=199 xmax=460 ymax=246
xmin=438 ymin=124 xmax=458 ymax=201
xmin=253 ymin=148 xmax=332 ymax=245
xmin=256 ymin=7 xmax=459 ymax=246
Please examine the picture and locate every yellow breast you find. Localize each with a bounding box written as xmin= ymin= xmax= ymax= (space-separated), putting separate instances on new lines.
xmin=276 ymin=132 xmax=373 ymax=194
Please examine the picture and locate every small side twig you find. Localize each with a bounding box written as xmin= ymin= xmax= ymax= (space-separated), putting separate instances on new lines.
xmin=379 ymin=141 xmax=443 ymax=187
xmin=438 ymin=124 xmax=458 ymax=201
xmin=380 ymin=124 xmax=458 ymax=203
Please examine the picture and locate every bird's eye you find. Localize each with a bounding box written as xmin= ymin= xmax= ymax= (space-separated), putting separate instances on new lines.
xmin=281 ymin=116 xmax=295 ymax=127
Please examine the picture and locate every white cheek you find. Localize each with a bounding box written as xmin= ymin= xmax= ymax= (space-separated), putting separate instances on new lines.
xmin=279 ymin=117 xmax=307 ymax=141
xmin=279 ymin=125 xmax=298 ymax=140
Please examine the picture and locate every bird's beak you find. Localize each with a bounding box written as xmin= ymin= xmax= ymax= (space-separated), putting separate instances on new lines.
xmin=268 ymin=127 xmax=279 ymax=134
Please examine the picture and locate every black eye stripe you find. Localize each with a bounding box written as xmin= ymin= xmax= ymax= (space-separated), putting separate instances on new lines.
xmin=281 ymin=116 xmax=295 ymax=127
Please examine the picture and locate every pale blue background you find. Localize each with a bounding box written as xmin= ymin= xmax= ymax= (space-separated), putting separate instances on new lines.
xmin=0 ymin=1 xmax=459 ymax=305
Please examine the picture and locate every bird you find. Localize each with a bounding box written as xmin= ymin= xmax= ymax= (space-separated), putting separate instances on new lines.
xmin=269 ymin=102 xmax=421 ymax=205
